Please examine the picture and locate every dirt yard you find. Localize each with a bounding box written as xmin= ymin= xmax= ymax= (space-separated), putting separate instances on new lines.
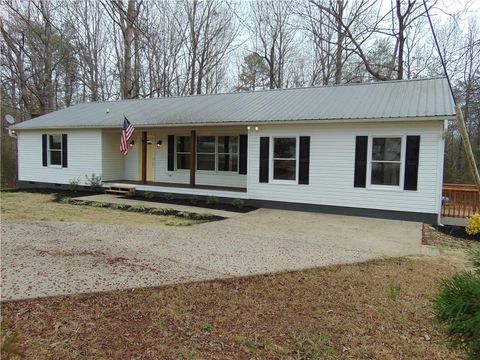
xmin=1 ymin=191 xmax=478 ymax=359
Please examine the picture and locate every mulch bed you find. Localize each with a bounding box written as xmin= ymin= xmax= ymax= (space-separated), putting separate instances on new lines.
xmin=127 ymin=194 xmax=256 ymax=213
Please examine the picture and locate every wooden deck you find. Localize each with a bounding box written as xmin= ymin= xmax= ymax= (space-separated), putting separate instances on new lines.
xmin=105 ymin=180 xmax=247 ymax=193
xmin=441 ymin=183 xmax=479 ymax=219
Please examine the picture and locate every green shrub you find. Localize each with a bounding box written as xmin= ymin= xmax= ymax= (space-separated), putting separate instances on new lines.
xmin=206 ymin=196 xmax=219 ymax=206
xmin=68 ymin=178 xmax=81 ymax=192
xmin=387 ymin=282 xmax=401 ymax=301
xmin=110 ymin=203 xmax=126 ymax=210
xmin=164 ymin=193 xmax=174 ymax=201
xmin=129 ymin=205 xmax=147 ymax=212
xmin=59 ymin=197 xmax=73 ymax=204
xmin=126 ymin=188 xmax=136 ymax=197
xmin=190 ymin=195 xmax=199 ymax=204
xmin=84 ymin=173 xmax=102 ymax=191
xmin=435 ymin=250 xmax=480 ymax=359
xmin=144 ymin=191 xmax=154 ymax=199
xmin=232 ymin=198 xmax=244 ymax=209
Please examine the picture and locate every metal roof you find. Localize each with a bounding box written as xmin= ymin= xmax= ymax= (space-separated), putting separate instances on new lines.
xmin=12 ymin=77 xmax=455 ymax=130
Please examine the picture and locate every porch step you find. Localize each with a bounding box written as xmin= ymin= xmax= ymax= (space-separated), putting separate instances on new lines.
xmin=105 ymin=185 xmax=135 ymax=196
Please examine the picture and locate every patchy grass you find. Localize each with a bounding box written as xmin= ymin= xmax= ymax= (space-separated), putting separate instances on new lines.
xmin=0 ymin=191 xmax=200 ymax=227
xmin=1 ymin=254 xmax=469 ymax=359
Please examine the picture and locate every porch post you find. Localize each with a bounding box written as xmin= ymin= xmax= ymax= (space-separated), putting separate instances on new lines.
xmin=190 ymin=130 xmax=196 ymax=187
xmin=141 ymin=131 xmax=147 ymax=184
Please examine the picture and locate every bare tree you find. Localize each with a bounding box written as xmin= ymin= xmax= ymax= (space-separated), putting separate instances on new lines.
xmin=250 ymin=0 xmax=295 ymax=89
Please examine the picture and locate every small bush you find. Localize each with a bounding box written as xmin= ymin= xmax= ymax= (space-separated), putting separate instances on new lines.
xmin=68 ymin=178 xmax=81 ymax=192
xmin=111 ymin=203 xmax=127 ymax=210
xmin=84 ymin=173 xmax=102 ymax=191
xmin=206 ymin=196 xmax=219 ymax=206
xmin=190 ymin=195 xmax=199 ymax=204
xmin=435 ymin=250 xmax=480 ymax=359
xmin=59 ymin=197 xmax=73 ymax=204
xmin=144 ymin=191 xmax=154 ymax=199
xmin=126 ymin=188 xmax=136 ymax=197
xmin=164 ymin=193 xmax=174 ymax=201
xmin=466 ymin=213 xmax=480 ymax=236
xmin=129 ymin=205 xmax=147 ymax=212
xmin=232 ymin=198 xmax=244 ymax=209
xmin=387 ymin=282 xmax=401 ymax=301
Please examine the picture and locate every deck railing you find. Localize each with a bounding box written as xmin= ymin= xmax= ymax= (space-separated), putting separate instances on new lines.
xmin=442 ymin=183 xmax=480 ymax=218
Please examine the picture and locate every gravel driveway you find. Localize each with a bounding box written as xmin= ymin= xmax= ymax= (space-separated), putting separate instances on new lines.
xmin=1 ymin=209 xmax=425 ymax=300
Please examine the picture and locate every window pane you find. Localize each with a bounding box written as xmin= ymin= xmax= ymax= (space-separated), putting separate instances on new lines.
xmin=176 ymin=154 xmax=190 ymax=169
xmin=197 ymin=136 xmax=215 ymax=153
xmin=274 ymin=138 xmax=296 ymax=158
xmin=197 ymin=154 xmax=215 ymax=170
xmin=176 ymin=136 xmax=190 ymax=153
xmin=50 ymin=150 xmax=62 ymax=165
xmin=218 ymin=154 xmax=238 ymax=171
xmin=372 ymin=138 xmax=401 ymax=161
xmin=49 ymin=134 xmax=61 ymax=150
xmin=371 ymin=162 xmax=400 ymax=186
xmin=273 ymin=160 xmax=296 ymax=180
xmin=218 ymin=136 xmax=238 ymax=153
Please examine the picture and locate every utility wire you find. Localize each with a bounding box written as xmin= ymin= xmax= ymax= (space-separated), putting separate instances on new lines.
xmin=422 ymin=0 xmax=456 ymax=104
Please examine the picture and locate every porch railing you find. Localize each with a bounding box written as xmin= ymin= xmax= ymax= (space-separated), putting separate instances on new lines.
xmin=441 ymin=183 xmax=480 ymax=218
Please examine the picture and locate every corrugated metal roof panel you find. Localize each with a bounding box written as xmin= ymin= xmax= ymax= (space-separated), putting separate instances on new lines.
xmin=13 ymin=77 xmax=455 ymax=130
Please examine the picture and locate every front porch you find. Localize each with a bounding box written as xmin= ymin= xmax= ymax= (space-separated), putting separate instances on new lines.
xmin=103 ymin=180 xmax=248 ymax=199
xmin=101 ymin=126 xmax=248 ymax=197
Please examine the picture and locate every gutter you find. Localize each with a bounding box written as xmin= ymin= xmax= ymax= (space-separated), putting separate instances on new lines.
xmin=10 ymin=115 xmax=456 ymax=131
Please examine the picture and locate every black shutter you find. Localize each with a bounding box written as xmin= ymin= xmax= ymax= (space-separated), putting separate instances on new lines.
xmin=239 ymin=134 xmax=248 ymax=175
xmin=354 ymin=136 xmax=368 ymax=188
xmin=259 ymin=137 xmax=269 ymax=183
xmin=42 ymin=134 xmax=48 ymax=167
xmin=61 ymin=134 xmax=68 ymax=168
xmin=299 ymin=136 xmax=310 ymax=184
xmin=168 ymin=135 xmax=174 ymax=171
xmin=404 ymin=135 xmax=420 ymax=191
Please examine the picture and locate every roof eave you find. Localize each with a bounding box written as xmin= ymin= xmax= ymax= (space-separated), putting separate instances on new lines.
xmin=11 ymin=114 xmax=455 ymax=131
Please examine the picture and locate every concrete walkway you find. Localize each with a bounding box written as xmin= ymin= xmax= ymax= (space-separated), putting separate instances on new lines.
xmin=73 ymin=194 xmax=239 ymax=218
xmin=1 ymin=209 xmax=427 ymax=301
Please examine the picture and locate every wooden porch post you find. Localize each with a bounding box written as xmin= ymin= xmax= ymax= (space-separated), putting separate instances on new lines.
xmin=141 ymin=131 xmax=147 ymax=184
xmin=190 ymin=130 xmax=196 ymax=187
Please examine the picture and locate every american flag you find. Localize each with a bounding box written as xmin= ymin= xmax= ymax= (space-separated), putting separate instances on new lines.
xmin=120 ymin=116 xmax=135 ymax=155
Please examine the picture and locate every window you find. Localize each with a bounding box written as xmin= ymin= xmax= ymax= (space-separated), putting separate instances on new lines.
xmin=176 ymin=136 xmax=190 ymax=170
xmin=49 ymin=134 xmax=62 ymax=166
xmin=272 ymin=137 xmax=297 ymax=181
xmin=370 ymin=137 xmax=402 ymax=186
xmin=217 ymin=136 xmax=238 ymax=172
xmin=196 ymin=136 xmax=216 ymax=171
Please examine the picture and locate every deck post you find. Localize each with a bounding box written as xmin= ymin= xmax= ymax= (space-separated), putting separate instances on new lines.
xmin=190 ymin=130 xmax=196 ymax=187
xmin=141 ymin=131 xmax=147 ymax=184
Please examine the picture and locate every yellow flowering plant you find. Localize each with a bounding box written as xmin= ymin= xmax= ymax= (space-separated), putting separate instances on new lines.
xmin=466 ymin=213 xmax=480 ymax=236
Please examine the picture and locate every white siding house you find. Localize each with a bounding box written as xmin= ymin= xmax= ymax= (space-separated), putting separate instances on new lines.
xmin=11 ymin=78 xmax=455 ymax=223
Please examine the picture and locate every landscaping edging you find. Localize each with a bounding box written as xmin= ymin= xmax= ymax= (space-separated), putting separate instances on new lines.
xmin=58 ymin=198 xmax=224 ymax=222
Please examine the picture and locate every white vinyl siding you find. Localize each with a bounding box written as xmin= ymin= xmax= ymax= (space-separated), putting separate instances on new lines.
xmin=17 ymin=129 xmax=102 ymax=185
xmin=247 ymin=121 xmax=444 ymax=215
xmin=102 ymin=132 xmax=124 ymax=181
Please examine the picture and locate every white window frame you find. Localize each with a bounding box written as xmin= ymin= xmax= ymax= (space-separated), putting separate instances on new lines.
xmin=48 ymin=134 xmax=62 ymax=168
xmin=175 ymin=135 xmax=191 ymax=171
xmin=366 ymin=135 xmax=405 ymax=190
xmin=216 ymin=135 xmax=239 ymax=173
xmin=269 ymin=136 xmax=299 ymax=184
